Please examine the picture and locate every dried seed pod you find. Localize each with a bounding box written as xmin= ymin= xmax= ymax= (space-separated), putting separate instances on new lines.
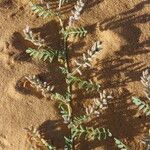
xmin=23 ymin=26 xmax=46 ymax=48
xmin=24 ymin=75 xmax=54 ymax=97
xmin=86 ymin=91 xmax=112 ymax=117
xmin=25 ymin=127 xmax=55 ymax=149
xmin=73 ymin=41 xmax=102 ymax=75
xmin=68 ymin=0 xmax=85 ymax=26
xmin=141 ymin=69 xmax=150 ymax=100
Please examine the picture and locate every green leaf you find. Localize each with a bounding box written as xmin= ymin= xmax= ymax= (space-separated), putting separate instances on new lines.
xmin=114 ymin=138 xmax=129 ymax=150
xmin=31 ymin=3 xmax=58 ymax=18
xmin=67 ymin=75 xmax=101 ymax=92
xmin=72 ymin=115 xmax=88 ymax=126
xmin=26 ymin=48 xmax=64 ymax=63
xmin=132 ymin=97 xmax=150 ymax=116
xmin=62 ymin=27 xmax=87 ymax=39
xmin=64 ymin=136 xmax=73 ymax=150
xmin=71 ymin=125 xmax=112 ymax=141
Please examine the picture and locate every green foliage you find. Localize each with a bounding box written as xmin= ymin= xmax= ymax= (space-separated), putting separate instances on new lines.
xmin=114 ymin=138 xmax=129 ymax=150
xmin=51 ymin=93 xmax=72 ymax=123
xmin=60 ymin=68 xmax=101 ymax=93
xmin=47 ymin=145 xmax=56 ymax=150
xmin=71 ymin=125 xmax=112 ymax=140
xmin=31 ymin=3 xmax=58 ymax=18
xmin=70 ymin=115 xmax=88 ymax=127
xmin=26 ymin=48 xmax=64 ymax=63
xmin=132 ymin=97 xmax=150 ymax=116
xmin=51 ymin=93 xmax=67 ymax=103
xmin=62 ymin=27 xmax=87 ymax=39
xmin=59 ymin=103 xmax=71 ymax=123
xmin=64 ymin=136 xmax=73 ymax=150
xmin=67 ymin=75 xmax=101 ymax=91
xmin=59 ymin=66 xmax=69 ymax=74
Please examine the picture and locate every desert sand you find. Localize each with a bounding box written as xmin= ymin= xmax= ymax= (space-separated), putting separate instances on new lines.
xmin=0 ymin=0 xmax=149 ymax=149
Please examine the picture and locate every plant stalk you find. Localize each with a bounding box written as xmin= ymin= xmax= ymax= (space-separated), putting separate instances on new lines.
xmin=63 ymin=36 xmax=75 ymax=149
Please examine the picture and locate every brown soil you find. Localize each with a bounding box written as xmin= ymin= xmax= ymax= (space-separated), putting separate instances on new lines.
xmin=0 ymin=0 xmax=150 ymax=150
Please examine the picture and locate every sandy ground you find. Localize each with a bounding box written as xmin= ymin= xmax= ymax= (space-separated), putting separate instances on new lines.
xmin=0 ymin=0 xmax=150 ymax=149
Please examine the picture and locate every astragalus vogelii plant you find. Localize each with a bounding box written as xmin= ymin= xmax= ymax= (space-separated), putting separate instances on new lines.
xmin=132 ymin=69 xmax=150 ymax=150
xmin=21 ymin=0 xmax=129 ymax=149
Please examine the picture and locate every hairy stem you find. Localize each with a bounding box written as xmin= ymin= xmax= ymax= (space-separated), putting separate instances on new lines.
xmin=64 ymin=35 xmax=74 ymax=149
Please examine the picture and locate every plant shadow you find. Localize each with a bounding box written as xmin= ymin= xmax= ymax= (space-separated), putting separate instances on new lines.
xmin=100 ymin=0 xmax=150 ymax=30
xmin=71 ymin=23 xmax=150 ymax=149
xmin=8 ymin=32 xmax=32 ymax=61
xmin=38 ymin=119 xmax=69 ymax=149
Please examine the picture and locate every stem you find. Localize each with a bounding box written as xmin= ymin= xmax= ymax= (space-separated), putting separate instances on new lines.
xmin=58 ymin=15 xmax=74 ymax=149
xmin=57 ymin=16 xmax=72 ymax=117
xmin=64 ymin=36 xmax=75 ymax=149
xmin=63 ymin=37 xmax=73 ymax=119
xmin=52 ymin=93 xmax=72 ymax=117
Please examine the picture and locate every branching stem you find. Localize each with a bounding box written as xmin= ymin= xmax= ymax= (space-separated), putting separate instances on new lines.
xmin=59 ymin=15 xmax=75 ymax=148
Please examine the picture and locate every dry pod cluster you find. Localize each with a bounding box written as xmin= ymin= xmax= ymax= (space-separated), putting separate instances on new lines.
xmin=25 ymin=75 xmax=54 ymax=97
xmin=141 ymin=69 xmax=150 ymax=100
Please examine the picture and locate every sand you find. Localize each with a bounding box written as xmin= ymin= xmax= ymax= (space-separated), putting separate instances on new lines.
xmin=0 ymin=0 xmax=149 ymax=149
